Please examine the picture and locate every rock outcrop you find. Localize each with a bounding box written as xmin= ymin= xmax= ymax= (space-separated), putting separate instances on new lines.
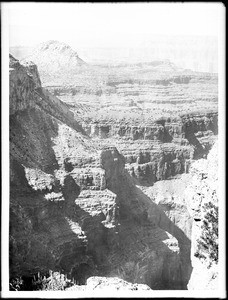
xmin=10 ymin=54 xmax=90 ymax=279
xmin=185 ymin=141 xmax=218 ymax=290
xmin=29 ymin=47 xmax=217 ymax=190
xmin=9 ymin=54 xmax=194 ymax=290
xmin=66 ymin=276 xmax=151 ymax=291
xmin=82 ymin=111 xmax=218 ymax=142
xmin=9 ymin=54 xmax=38 ymax=114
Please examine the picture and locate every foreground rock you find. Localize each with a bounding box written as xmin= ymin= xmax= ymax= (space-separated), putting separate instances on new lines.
xmin=185 ymin=141 xmax=218 ymax=290
xmin=66 ymin=276 xmax=151 ymax=291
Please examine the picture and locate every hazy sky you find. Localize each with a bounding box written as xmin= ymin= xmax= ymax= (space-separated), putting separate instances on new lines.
xmin=3 ymin=2 xmax=224 ymax=48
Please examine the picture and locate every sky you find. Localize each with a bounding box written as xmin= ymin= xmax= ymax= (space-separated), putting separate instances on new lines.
xmin=2 ymin=2 xmax=225 ymax=48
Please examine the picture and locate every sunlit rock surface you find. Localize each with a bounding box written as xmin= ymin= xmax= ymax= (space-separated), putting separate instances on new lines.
xmin=9 ymin=47 xmax=218 ymax=291
xmin=66 ymin=276 xmax=151 ymax=291
xmin=185 ymin=141 xmax=218 ymax=290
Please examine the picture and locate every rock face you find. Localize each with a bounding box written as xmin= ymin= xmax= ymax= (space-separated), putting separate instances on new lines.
xmin=9 ymin=54 xmax=38 ymax=114
xmin=66 ymin=276 xmax=151 ymax=291
xmin=10 ymin=54 xmax=89 ymax=279
xmin=80 ymin=113 xmax=217 ymax=186
xmin=83 ymin=112 xmax=218 ymax=142
xmin=9 ymin=47 xmax=219 ymax=292
xmin=29 ymin=44 xmax=217 ymax=189
xmin=9 ymin=54 xmax=194 ymax=290
xmin=185 ymin=141 xmax=218 ymax=290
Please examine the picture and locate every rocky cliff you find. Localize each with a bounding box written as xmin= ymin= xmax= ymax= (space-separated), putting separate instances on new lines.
xmin=82 ymin=112 xmax=218 ymax=142
xmin=26 ymin=43 xmax=217 ymax=188
xmin=185 ymin=141 xmax=219 ymax=290
xmin=9 ymin=47 xmax=219 ymax=292
xmin=79 ymin=109 xmax=217 ymax=187
xmin=9 ymin=54 xmax=194 ymax=290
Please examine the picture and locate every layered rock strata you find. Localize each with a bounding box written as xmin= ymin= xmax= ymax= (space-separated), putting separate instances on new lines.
xmin=21 ymin=41 xmax=218 ymax=190
xmin=9 ymin=55 xmax=193 ymax=290
xmin=82 ymin=112 xmax=218 ymax=142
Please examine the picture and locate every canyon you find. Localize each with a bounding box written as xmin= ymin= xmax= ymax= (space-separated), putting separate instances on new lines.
xmin=9 ymin=41 xmax=219 ymax=291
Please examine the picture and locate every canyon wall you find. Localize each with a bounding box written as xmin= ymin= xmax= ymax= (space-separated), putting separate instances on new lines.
xmin=9 ymin=54 xmax=195 ymax=290
xmin=80 ymin=109 xmax=217 ymax=186
xmin=82 ymin=112 xmax=218 ymax=142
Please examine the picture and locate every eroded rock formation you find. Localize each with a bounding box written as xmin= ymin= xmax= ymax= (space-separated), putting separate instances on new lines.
xmin=9 ymin=54 xmax=195 ymax=290
xmin=9 ymin=49 xmax=219 ymax=291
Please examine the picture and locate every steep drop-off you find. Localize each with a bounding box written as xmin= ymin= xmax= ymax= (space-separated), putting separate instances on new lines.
xmin=24 ymin=41 xmax=218 ymax=190
xmin=9 ymin=54 xmax=194 ymax=290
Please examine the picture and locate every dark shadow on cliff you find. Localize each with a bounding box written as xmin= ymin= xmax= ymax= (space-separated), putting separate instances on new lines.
xmin=68 ymin=196 xmax=188 ymax=290
xmin=185 ymin=132 xmax=207 ymax=159
xmin=10 ymin=157 xmax=192 ymax=290
xmin=39 ymin=88 xmax=88 ymax=136
xmin=10 ymin=157 xmax=114 ymax=286
xmin=10 ymin=101 xmax=192 ymax=290
xmin=183 ymin=112 xmax=218 ymax=159
xmin=9 ymin=77 xmax=108 ymax=287
xmin=10 ymin=109 xmax=61 ymax=174
xmin=109 ymin=171 xmax=193 ymax=290
xmin=9 ymin=87 xmax=93 ymax=286
xmin=10 ymin=180 xmax=96 ymax=286
xmin=10 ymin=84 xmax=90 ymax=175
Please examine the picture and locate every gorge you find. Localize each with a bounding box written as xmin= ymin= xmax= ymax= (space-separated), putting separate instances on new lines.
xmin=9 ymin=41 xmax=219 ymax=291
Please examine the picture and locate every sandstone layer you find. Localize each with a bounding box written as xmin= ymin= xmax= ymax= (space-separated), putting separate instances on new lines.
xmin=10 ymin=44 xmax=219 ymax=291
xmin=9 ymin=54 xmax=194 ymax=290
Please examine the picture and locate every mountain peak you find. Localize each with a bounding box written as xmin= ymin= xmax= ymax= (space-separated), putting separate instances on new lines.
xmin=28 ymin=40 xmax=86 ymax=65
xmin=37 ymin=40 xmax=78 ymax=56
xmin=23 ymin=40 xmax=86 ymax=84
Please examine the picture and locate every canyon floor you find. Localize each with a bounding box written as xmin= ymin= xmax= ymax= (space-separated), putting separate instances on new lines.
xmin=9 ymin=41 xmax=219 ymax=292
